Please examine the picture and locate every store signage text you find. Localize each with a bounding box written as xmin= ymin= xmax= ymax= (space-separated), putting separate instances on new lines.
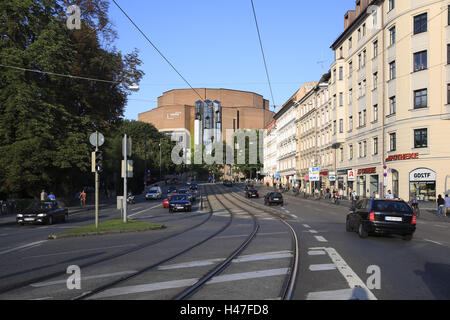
xmin=357 ymin=167 xmax=377 ymax=175
xmin=386 ymin=153 xmax=419 ymax=162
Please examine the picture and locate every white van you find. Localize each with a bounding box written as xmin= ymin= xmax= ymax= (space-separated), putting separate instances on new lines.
xmin=146 ymin=186 xmax=162 ymax=200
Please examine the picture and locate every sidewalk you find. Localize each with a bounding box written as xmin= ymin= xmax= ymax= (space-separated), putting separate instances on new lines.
xmin=257 ymin=185 xmax=450 ymax=224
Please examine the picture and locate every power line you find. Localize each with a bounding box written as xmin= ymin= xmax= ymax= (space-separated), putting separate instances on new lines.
xmin=0 ymin=64 xmax=120 ymax=84
xmin=111 ymin=0 xmax=205 ymax=102
xmin=250 ymin=0 xmax=276 ymax=110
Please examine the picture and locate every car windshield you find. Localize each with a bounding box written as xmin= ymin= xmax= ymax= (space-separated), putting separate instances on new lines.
xmin=271 ymin=193 xmax=282 ymax=198
xmin=168 ymin=188 xmax=177 ymax=193
xmin=172 ymin=195 xmax=188 ymax=201
xmin=178 ymin=189 xmax=188 ymax=194
xmin=149 ymin=188 xmax=159 ymax=193
xmin=373 ymin=201 xmax=412 ymax=213
xmin=25 ymin=201 xmax=54 ymax=211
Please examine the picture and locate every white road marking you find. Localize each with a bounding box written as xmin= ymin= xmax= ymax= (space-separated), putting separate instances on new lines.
xmin=423 ymin=239 xmax=443 ymax=246
xmin=30 ymin=270 xmax=138 ymax=288
xmin=30 ymin=297 xmax=53 ymax=301
xmin=310 ymin=247 xmax=377 ymax=300
xmin=131 ymin=207 xmax=144 ymax=211
xmin=307 ymin=288 xmax=370 ymax=300
xmin=215 ymin=232 xmax=287 ymax=240
xmin=22 ymin=244 xmax=136 ymax=260
xmin=128 ymin=204 xmax=161 ymax=218
xmin=158 ymin=251 xmax=292 ymax=270
xmin=309 ymin=264 xmax=337 ymax=271
xmin=89 ymin=268 xmax=289 ymax=299
xmin=303 ymin=224 xmax=311 ymax=228
xmin=308 ymin=250 xmax=326 ymax=256
xmin=314 ymin=236 xmax=328 ymax=242
xmin=309 ymin=230 xmax=318 ymax=234
xmin=0 ymin=240 xmax=47 ymax=255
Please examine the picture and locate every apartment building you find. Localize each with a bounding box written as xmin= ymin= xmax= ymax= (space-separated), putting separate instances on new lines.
xmin=263 ymin=119 xmax=278 ymax=186
xmin=329 ymin=0 xmax=450 ymax=201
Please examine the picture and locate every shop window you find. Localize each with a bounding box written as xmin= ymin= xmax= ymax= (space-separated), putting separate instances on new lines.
xmin=414 ymin=128 xmax=428 ymax=148
xmin=410 ymin=182 xmax=436 ymax=202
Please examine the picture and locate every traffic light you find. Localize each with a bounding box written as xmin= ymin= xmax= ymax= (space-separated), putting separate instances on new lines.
xmin=95 ymin=150 xmax=103 ymax=173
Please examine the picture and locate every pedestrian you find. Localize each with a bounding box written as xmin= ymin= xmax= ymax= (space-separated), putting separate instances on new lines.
xmin=79 ymin=189 xmax=86 ymax=207
xmin=375 ymin=191 xmax=380 ymax=199
xmin=445 ymin=194 xmax=450 ymax=217
xmin=48 ymin=192 xmax=56 ymax=201
xmin=339 ymin=189 xmax=344 ymax=200
xmin=40 ymin=189 xmax=47 ymax=201
xmin=386 ymin=190 xmax=394 ymax=200
xmin=437 ymin=195 xmax=445 ymax=217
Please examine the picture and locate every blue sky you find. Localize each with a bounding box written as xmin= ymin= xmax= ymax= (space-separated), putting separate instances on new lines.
xmin=108 ymin=0 xmax=356 ymax=120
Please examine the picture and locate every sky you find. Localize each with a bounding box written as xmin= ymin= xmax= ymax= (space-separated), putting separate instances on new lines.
xmin=107 ymin=0 xmax=357 ymax=120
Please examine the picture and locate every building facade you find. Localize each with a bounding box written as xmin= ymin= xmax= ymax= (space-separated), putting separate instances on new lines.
xmin=263 ymin=119 xmax=278 ymax=186
xmin=329 ymin=0 xmax=450 ymax=201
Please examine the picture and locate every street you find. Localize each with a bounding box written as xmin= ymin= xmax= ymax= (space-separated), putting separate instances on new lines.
xmin=0 ymin=183 xmax=448 ymax=300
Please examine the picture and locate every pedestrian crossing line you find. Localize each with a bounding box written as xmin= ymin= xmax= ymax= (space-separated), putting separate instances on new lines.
xmin=303 ymin=224 xmax=311 ymax=228
xmin=307 ymin=250 xmax=326 ymax=256
xmin=309 ymin=264 xmax=337 ymax=271
xmin=157 ymin=251 xmax=293 ymax=271
xmin=314 ymin=236 xmax=328 ymax=242
xmin=309 ymin=230 xmax=318 ymax=234
xmin=88 ymin=268 xmax=290 ymax=299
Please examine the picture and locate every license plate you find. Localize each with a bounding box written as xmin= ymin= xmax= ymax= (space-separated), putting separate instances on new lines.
xmin=274 ymin=198 xmax=279 ymax=200
xmin=24 ymin=218 xmax=35 ymax=221
xmin=177 ymin=206 xmax=184 ymax=209
xmin=385 ymin=216 xmax=402 ymax=222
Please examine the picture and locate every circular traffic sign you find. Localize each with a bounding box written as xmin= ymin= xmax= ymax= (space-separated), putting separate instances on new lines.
xmin=90 ymin=132 xmax=105 ymax=147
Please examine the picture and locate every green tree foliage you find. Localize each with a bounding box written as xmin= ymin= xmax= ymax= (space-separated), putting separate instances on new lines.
xmin=0 ymin=0 xmax=143 ymax=198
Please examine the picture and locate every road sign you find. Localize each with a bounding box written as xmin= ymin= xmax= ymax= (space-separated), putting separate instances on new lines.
xmin=309 ymin=167 xmax=320 ymax=181
xmin=122 ymin=160 xmax=134 ymax=178
xmin=90 ymin=132 xmax=105 ymax=147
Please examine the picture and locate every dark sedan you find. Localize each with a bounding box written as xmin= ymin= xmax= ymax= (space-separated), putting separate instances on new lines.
xmin=223 ymin=180 xmax=233 ymax=187
xmin=17 ymin=201 xmax=68 ymax=225
xmin=169 ymin=195 xmax=192 ymax=213
xmin=178 ymin=188 xmax=196 ymax=202
xmin=246 ymin=189 xmax=259 ymax=198
xmin=346 ymin=198 xmax=416 ymax=241
xmin=264 ymin=192 xmax=283 ymax=206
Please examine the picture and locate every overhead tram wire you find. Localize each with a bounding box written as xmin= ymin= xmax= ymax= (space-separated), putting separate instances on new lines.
xmin=111 ymin=0 xmax=204 ymax=102
xmin=250 ymin=0 xmax=276 ymax=111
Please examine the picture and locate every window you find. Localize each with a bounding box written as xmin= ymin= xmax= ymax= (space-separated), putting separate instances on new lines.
xmin=333 ymin=69 xmax=336 ymax=82
xmin=359 ymin=142 xmax=362 ymax=158
xmin=349 ymin=116 xmax=353 ymax=131
xmin=448 ymin=44 xmax=450 ymax=64
xmin=389 ymin=0 xmax=395 ymax=11
xmin=414 ymin=89 xmax=428 ymax=109
xmin=389 ymin=61 xmax=396 ymax=80
xmin=339 ymin=93 xmax=344 ymax=106
xmin=339 ymin=47 xmax=343 ymax=59
xmin=363 ymin=141 xmax=367 ymax=157
xmin=373 ymin=72 xmax=378 ymax=89
xmin=390 ymin=133 xmax=397 ymax=151
xmin=389 ymin=96 xmax=396 ymax=115
xmin=358 ymin=53 xmax=362 ymax=69
xmin=414 ymin=128 xmax=428 ymax=148
xmin=373 ymin=104 xmax=378 ymax=122
xmin=373 ymin=137 xmax=379 ymax=155
xmin=349 ymin=145 xmax=353 ymax=160
xmin=339 ymin=119 xmax=344 ymax=133
xmin=349 ymin=37 xmax=352 ymax=51
xmin=373 ymin=40 xmax=378 ymax=58
xmin=448 ymin=84 xmax=450 ymax=104
xmin=414 ymin=51 xmax=427 ymax=72
xmin=413 ymin=13 xmax=427 ymax=35
xmin=333 ymin=120 xmax=337 ymax=135
xmin=358 ymin=28 xmax=362 ymax=41
xmin=362 ymin=50 xmax=367 ymax=66
xmin=358 ymin=112 xmax=363 ymax=127
xmin=362 ymin=24 xmax=366 ymax=37
xmin=363 ymin=109 xmax=367 ymax=126
xmin=339 ymin=67 xmax=343 ymax=80
xmin=349 ymin=61 xmax=353 ymax=76
xmin=340 ymin=148 xmax=344 ymax=162
xmin=349 ymin=89 xmax=353 ymax=103
xmin=389 ymin=26 xmax=396 ymax=45
xmin=448 ymin=5 xmax=450 ymax=26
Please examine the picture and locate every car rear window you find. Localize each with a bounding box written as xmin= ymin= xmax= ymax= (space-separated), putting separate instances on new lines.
xmin=373 ymin=201 xmax=412 ymax=213
xmin=272 ymin=193 xmax=282 ymax=198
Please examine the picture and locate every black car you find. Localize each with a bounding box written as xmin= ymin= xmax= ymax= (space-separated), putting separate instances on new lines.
xmin=178 ymin=188 xmax=195 ymax=202
xmin=189 ymin=182 xmax=198 ymax=191
xmin=246 ymin=189 xmax=259 ymax=198
xmin=346 ymin=198 xmax=416 ymax=241
xmin=223 ymin=180 xmax=233 ymax=187
xmin=167 ymin=187 xmax=178 ymax=195
xmin=245 ymin=184 xmax=255 ymax=191
xmin=264 ymin=192 xmax=283 ymax=206
xmin=17 ymin=201 xmax=68 ymax=225
xmin=169 ymin=195 xmax=192 ymax=213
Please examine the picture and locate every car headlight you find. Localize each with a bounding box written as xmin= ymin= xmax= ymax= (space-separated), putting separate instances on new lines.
xmin=37 ymin=213 xmax=47 ymax=217
xmin=17 ymin=214 xmax=23 ymax=218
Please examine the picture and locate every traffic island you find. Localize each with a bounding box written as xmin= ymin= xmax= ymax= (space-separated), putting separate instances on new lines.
xmin=48 ymin=218 xmax=165 ymax=239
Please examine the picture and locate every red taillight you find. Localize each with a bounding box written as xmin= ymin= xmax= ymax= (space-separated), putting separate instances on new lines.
xmin=369 ymin=210 xmax=375 ymax=222
xmin=412 ymin=213 xmax=416 ymax=224
xmin=268 ymin=197 xmax=272 ymax=201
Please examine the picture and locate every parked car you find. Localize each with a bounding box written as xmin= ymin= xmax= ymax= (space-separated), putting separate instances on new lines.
xmin=264 ymin=192 xmax=283 ymax=206
xmin=346 ymin=199 xmax=416 ymax=241
xmin=146 ymin=186 xmax=162 ymax=200
xmin=223 ymin=180 xmax=233 ymax=187
xmin=169 ymin=195 xmax=192 ymax=213
xmin=17 ymin=200 xmax=68 ymax=225
xmin=246 ymin=189 xmax=259 ymax=198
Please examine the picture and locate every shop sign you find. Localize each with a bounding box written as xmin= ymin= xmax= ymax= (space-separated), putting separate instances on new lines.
xmin=320 ymin=171 xmax=329 ymax=176
xmin=386 ymin=153 xmax=419 ymax=162
xmin=409 ymin=168 xmax=436 ymax=182
xmin=348 ymin=170 xmax=356 ymax=181
xmin=329 ymin=176 xmax=336 ymax=182
xmin=357 ymin=167 xmax=377 ymax=175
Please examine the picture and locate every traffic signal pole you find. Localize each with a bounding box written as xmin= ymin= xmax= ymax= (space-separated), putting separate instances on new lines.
xmin=95 ymin=132 xmax=99 ymax=229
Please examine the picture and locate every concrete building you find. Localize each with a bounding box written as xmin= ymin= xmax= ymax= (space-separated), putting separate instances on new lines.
xmin=274 ymin=83 xmax=317 ymax=187
xmin=263 ymin=119 xmax=278 ymax=186
xmin=329 ymin=0 xmax=450 ymax=201
xmin=138 ymin=88 xmax=275 ymax=164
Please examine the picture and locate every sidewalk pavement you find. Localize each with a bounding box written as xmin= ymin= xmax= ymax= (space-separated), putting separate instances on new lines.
xmin=256 ymin=185 xmax=450 ymax=224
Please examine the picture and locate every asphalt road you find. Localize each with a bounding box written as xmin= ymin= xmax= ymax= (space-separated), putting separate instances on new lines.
xmin=0 ymin=183 xmax=448 ymax=300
